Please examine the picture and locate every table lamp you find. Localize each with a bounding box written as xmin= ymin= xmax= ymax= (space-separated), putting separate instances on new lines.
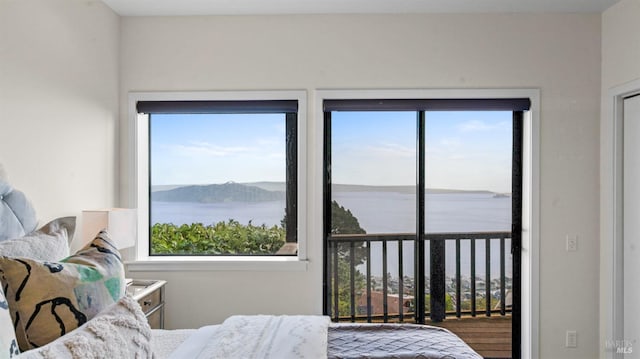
xmin=81 ymin=208 xmax=137 ymax=250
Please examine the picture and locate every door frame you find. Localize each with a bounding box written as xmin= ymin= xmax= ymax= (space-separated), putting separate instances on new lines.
xmin=601 ymin=78 xmax=640 ymax=359
xmin=313 ymin=88 xmax=540 ymax=359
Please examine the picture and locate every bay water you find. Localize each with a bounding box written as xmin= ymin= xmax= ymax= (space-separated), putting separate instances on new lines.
xmin=151 ymin=191 xmax=512 ymax=279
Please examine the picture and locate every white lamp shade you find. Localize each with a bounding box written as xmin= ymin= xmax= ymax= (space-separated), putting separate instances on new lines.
xmin=82 ymin=209 xmax=137 ymax=249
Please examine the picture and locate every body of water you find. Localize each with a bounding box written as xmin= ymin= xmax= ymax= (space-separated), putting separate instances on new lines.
xmin=152 ymin=200 xmax=285 ymax=228
xmin=151 ymin=191 xmax=512 ymax=279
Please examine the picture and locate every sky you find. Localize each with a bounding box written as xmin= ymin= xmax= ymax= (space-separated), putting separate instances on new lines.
xmin=150 ymin=113 xmax=286 ymax=186
xmin=150 ymin=110 xmax=513 ymax=193
xmin=332 ymin=111 xmax=513 ymax=192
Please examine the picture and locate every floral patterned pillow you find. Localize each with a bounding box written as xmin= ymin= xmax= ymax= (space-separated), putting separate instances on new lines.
xmin=0 ymin=231 xmax=125 ymax=351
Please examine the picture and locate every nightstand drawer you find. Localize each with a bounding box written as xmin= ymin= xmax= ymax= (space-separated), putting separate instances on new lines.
xmin=127 ymin=279 xmax=167 ymax=329
xmin=146 ymin=304 xmax=164 ymax=329
xmin=138 ymin=288 xmax=162 ymax=314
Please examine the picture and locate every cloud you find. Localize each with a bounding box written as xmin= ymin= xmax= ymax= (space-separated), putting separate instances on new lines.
xmin=448 ymin=154 xmax=467 ymax=160
xmin=440 ymin=137 xmax=461 ymax=147
xmin=366 ymin=143 xmax=415 ymax=158
xmin=458 ymin=120 xmax=492 ymax=132
xmin=256 ymin=138 xmax=282 ymax=146
xmin=457 ymin=120 xmax=510 ymax=132
xmin=171 ymin=141 xmax=252 ymax=157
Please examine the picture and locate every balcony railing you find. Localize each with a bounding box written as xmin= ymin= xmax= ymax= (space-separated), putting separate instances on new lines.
xmin=326 ymin=231 xmax=512 ymax=323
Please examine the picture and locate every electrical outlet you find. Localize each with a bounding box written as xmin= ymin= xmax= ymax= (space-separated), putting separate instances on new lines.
xmin=566 ymin=235 xmax=578 ymax=252
xmin=566 ymin=330 xmax=577 ymax=348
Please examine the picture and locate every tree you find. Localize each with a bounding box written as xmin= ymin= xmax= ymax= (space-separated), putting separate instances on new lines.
xmin=331 ymin=201 xmax=365 ymax=235
xmin=331 ymin=200 xmax=367 ymax=266
xmin=330 ymin=200 xmax=367 ymax=318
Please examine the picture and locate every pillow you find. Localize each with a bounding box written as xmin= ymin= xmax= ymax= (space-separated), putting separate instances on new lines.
xmin=0 ymin=179 xmax=38 ymax=242
xmin=0 ymin=217 xmax=75 ymax=261
xmin=0 ymin=231 xmax=125 ymax=351
xmin=0 ymin=287 xmax=19 ymax=359
xmin=16 ymin=295 xmax=153 ymax=359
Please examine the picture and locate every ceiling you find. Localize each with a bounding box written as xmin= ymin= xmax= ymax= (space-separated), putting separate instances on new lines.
xmin=101 ymin=0 xmax=620 ymax=16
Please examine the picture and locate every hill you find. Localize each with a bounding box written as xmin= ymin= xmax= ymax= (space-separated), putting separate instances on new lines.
xmin=152 ymin=182 xmax=285 ymax=203
xmin=329 ymin=184 xmax=494 ymax=195
xmin=246 ymin=182 xmax=496 ymax=195
xmin=151 ymin=181 xmax=504 ymax=199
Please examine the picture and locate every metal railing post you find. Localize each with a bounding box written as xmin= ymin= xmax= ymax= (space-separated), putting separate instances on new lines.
xmin=430 ymin=239 xmax=446 ymax=322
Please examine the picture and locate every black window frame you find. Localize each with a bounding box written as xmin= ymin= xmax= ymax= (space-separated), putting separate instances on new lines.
xmin=137 ymin=99 xmax=299 ymax=256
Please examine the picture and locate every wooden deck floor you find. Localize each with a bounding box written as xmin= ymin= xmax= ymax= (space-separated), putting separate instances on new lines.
xmin=428 ymin=315 xmax=512 ymax=359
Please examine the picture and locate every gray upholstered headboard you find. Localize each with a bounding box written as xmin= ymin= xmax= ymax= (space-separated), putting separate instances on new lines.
xmin=0 ymin=165 xmax=38 ymax=241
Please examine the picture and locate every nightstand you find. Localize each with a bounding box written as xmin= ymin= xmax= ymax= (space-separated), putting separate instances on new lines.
xmin=126 ymin=279 xmax=166 ymax=329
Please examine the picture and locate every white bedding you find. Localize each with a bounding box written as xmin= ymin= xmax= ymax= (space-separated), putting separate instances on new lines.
xmin=167 ymin=315 xmax=330 ymax=359
xmin=152 ymin=328 xmax=197 ymax=359
xmin=156 ymin=319 xmax=483 ymax=359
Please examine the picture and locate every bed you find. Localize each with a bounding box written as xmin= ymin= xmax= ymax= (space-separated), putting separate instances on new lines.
xmin=0 ymin=174 xmax=481 ymax=359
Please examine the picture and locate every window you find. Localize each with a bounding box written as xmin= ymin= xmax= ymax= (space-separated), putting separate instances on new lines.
xmin=322 ymin=98 xmax=530 ymax=356
xmin=132 ymin=92 xmax=304 ymax=259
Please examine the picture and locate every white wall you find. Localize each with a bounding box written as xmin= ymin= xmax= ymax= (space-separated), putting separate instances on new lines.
xmin=600 ymin=0 xmax=640 ymax=357
xmin=121 ymin=14 xmax=602 ymax=358
xmin=601 ymin=0 xmax=640 ymax=90
xmin=0 ymin=0 xmax=120 ymax=250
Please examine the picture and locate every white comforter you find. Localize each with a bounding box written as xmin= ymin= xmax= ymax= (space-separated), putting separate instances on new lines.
xmin=168 ymin=315 xmax=330 ymax=359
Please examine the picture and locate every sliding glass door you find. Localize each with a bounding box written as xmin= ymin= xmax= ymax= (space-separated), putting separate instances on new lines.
xmin=323 ymin=99 xmax=526 ymax=359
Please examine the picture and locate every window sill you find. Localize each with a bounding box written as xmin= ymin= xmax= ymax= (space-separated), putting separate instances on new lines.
xmin=126 ymin=256 xmax=309 ymax=272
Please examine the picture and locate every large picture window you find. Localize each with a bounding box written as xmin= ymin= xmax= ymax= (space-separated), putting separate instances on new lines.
xmin=135 ymin=97 xmax=299 ymax=257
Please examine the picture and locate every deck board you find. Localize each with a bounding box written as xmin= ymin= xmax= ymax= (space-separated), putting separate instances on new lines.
xmin=428 ymin=315 xmax=512 ymax=359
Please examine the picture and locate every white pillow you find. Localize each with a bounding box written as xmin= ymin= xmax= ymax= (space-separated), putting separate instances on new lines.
xmin=0 ymin=179 xmax=38 ymax=242
xmin=0 ymin=287 xmax=19 ymax=359
xmin=0 ymin=217 xmax=74 ymax=261
xmin=16 ymin=295 xmax=153 ymax=359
